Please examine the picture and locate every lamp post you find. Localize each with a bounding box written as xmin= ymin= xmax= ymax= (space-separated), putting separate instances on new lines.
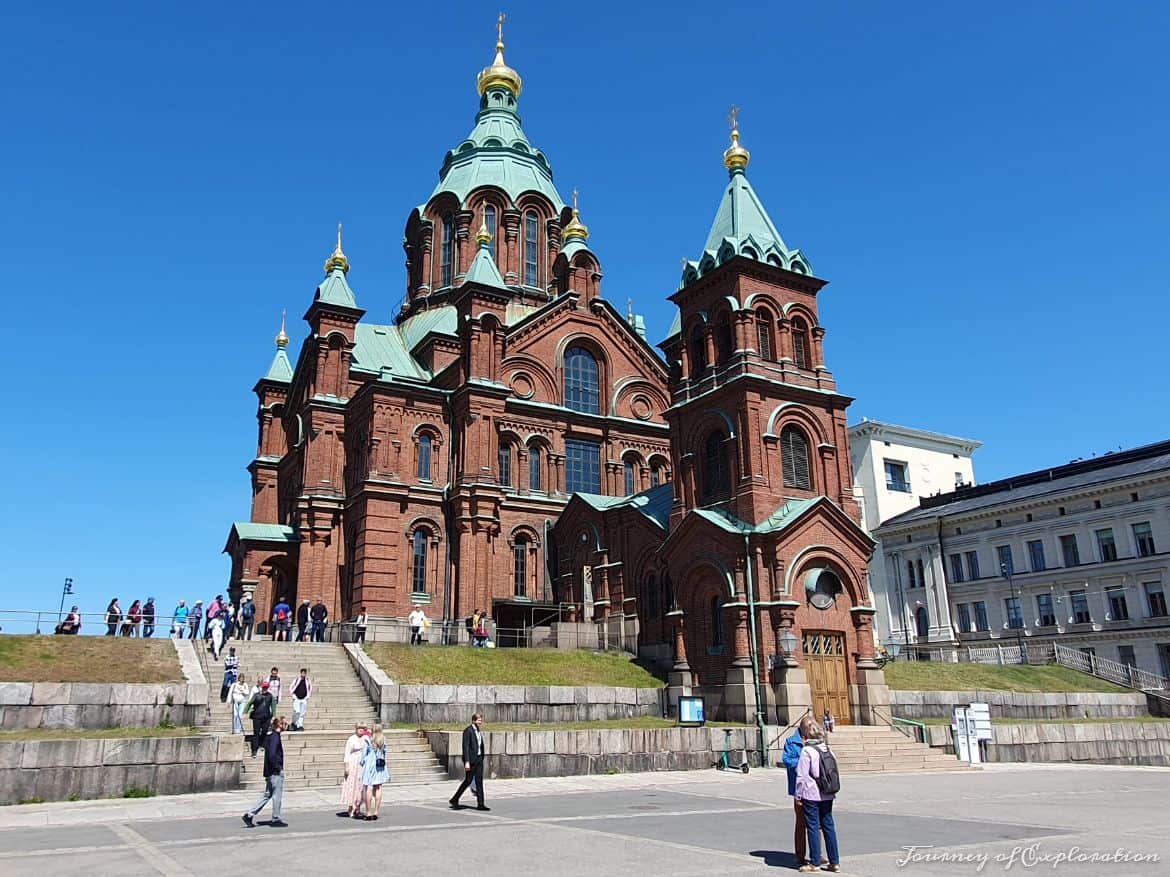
xmin=777 ymin=627 xmax=798 ymax=662
xmin=54 ymin=577 xmax=74 ymax=633
xmin=1000 ymin=562 xmax=1025 ymax=662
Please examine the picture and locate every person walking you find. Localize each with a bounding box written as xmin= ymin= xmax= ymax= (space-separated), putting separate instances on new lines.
xmin=105 ymin=599 xmax=122 ymax=636
xmin=248 ymin=680 xmax=274 ymax=757
xmin=221 ymin=599 xmax=235 ymax=642
xmin=237 ymin=595 xmax=255 ymax=640
xmin=295 ymin=599 xmax=311 ymax=642
xmin=449 ymin=713 xmax=489 ymax=811
xmin=229 ymin=674 xmax=251 ymax=734
xmin=243 ymin=716 xmax=288 ymax=828
xmin=341 ymin=723 xmax=368 ymax=819
xmin=122 ymin=600 xmax=141 ymax=636
xmin=142 ymin=598 xmax=156 ymax=638
xmin=795 ymin=718 xmax=841 ymax=874
xmin=188 ymin=600 xmax=203 ymax=641
xmin=209 ymin=614 xmax=225 ymax=660
xmin=221 ymin=647 xmax=240 ymax=702
xmin=267 ymin=667 xmax=282 ymax=714
xmin=289 ymin=668 xmax=312 ymax=731
xmin=353 ymin=607 xmax=368 ymax=644
xmin=173 ymin=600 xmax=188 ymax=638
xmin=206 ymin=595 xmax=224 ymax=639
xmin=782 ymin=721 xmax=810 ymax=869
xmin=272 ymin=597 xmax=291 ymax=641
xmin=310 ymin=598 xmax=328 ymax=642
xmin=360 ymin=723 xmax=390 ymax=820
xmin=408 ymin=606 xmax=427 ymax=646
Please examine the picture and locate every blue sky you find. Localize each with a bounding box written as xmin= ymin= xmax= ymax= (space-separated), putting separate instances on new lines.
xmin=1 ymin=1 xmax=1167 ymax=622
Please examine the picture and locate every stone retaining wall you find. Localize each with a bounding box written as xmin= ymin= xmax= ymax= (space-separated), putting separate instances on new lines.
xmin=425 ymin=726 xmax=754 ymax=779
xmin=0 ymin=640 xmax=208 ymax=731
xmin=0 ymin=734 xmax=241 ymax=804
xmin=924 ymin=721 xmax=1170 ymax=766
xmin=345 ymin=644 xmax=664 ymax=724
xmin=890 ymin=689 xmax=1147 ymax=720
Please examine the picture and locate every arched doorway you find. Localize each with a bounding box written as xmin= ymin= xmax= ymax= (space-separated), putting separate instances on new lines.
xmin=915 ymin=606 xmax=930 ymax=639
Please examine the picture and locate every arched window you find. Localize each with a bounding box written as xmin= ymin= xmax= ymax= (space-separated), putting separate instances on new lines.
xmin=915 ymin=606 xmax=929 ymax=638
xmin=498 ymin=442 xmax=512 ymax=487
xmin=906 ymin=560 xmax=917 ymax=589
xmin=702 ymin=431 xmax=730 ymax=500
xmin=710 ymin=595 xmax=724 ymax=647
xmin=564 ymin=347 xmax=600 ymax=414
xmin=780 ymin=426 xmax=811 ymax=489
xmin=529 ymin=445 xmax=542 ymax=492
xmin=484 ymin=205 xmax=497 ymax=259
xmin=917 ymin=559 xmax=926 ymax=590
xmin=792 ymin=318 xmax=810 ymax=369
xmin=714 ymin=314 xmax=733 ymax=362
xmin=650 ymin=465 xmax=661 ymax=488
xmin=524 ymin=210 xmax=539 ymax=287
xmin=756 ymin=311 xmax=775 ymax=361
xmin=689 ymin=325 xmax=707 ymax=377
xmin=417 ymin=433 xmax=433 ymax=480
xmin=624 ymin=459 xmax=636 ymax=496
xmin=644 ymin=574 xmax=658 ymax=619
xmin=441 ymin=212 xmax=455 ymax=288
xmin=513 ymin=535 xmax=528 ymax=598
xmin=411 ymin=529 xmax=428 ymax=594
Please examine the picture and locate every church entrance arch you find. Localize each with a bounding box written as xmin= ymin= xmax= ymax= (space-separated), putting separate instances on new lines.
xmin=802 ymin=630 xmax=850 ymax=725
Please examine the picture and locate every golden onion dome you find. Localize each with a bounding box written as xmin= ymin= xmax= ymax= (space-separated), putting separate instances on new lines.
xmin=563 ymin=188 xmax=589 ymax=240
xmin=477 ymin=14 xmax=523 ymax=97
xmin=323 ymin=222 xmax=349 ymax=274
xmin=476 ymin=219 xmax=492 ymax=246
xmin=275 ymin=309 xmax=289 ymax=349
xmin=723 ymin=106 xmax=751 ymax=172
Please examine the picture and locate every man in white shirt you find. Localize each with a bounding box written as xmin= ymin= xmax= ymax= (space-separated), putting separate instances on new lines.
xmin=408 ymin=607 xmax=427 ymax=646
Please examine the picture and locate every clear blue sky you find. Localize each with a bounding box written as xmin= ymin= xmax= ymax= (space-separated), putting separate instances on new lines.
xmin=2 ymin=1 xmax=1167 ymax=621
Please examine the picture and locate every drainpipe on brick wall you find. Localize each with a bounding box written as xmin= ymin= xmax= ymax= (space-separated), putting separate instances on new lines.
xmin=744 ymin=533 xmax=769 ymax=767
xmin=441 ymin=390 xmax=456 ymax=634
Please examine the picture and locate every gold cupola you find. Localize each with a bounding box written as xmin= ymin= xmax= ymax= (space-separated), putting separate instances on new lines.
xmin=477 ymin=13 xmax=523 ymax=97
xmin=323 ymin=222 xmax=349 ymax=274
xmin=275 ymin=309 xmax=289 ymax=348
xmin=476 ymin=219 xmax=492 ymax=246
xmin=723 ymin=105 xmax=751 ymax=173
xmin=562 ymin=188 xmax=589 ymax=241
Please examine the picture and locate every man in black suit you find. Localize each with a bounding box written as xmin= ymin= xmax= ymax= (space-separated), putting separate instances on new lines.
xmin=449 ymin=713 xmax=489 ymax=811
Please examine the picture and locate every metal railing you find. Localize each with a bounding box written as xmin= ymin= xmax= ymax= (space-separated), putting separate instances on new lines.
xmin=0 ymin=609 xmax=244 ymax=638
xmin=1052 ymin=642 xmax=1170 ymax=691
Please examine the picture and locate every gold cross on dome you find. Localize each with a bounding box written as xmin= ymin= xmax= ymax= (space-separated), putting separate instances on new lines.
xmin=728 ymin=105 xmax=741 ymax=131
xmin=497 ymin=11 xmax=506 ymax=43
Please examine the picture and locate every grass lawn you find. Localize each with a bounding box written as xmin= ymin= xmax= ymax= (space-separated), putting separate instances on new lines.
xmin=883 ymin=660 xmax=1129 ymax=693
xmin=0 ymin=725 xmax=202 ymax=741
xmin=366 ymin=643 xmax=664 ymax=688
xmin=0 ymin=636 xmax=184 ymax=683
xmin=394 ymin=716 xmax=745 ymax=731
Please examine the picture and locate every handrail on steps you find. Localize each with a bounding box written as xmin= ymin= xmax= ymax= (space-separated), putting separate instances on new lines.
xmin=870 ymin=704 xmax=926 ymax=744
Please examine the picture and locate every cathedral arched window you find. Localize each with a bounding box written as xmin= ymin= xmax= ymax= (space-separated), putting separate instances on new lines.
xmin=529 ymin=445 xmax=542 ymax=492
xmin=714 ymin=314 xmax=733 ymax=363
xmin=411 ymin=529 xmax=429 ymax=594
xmin=498 ymin=442 xmax=512 ymax=487
xmin=756 ymin=311 xmax=775 ymax=362
xmin=780 ymin=425 xmax=812 ymax=490
xmin=417 ymin=433 xmax=432 ymax=480
xmin=644 ymin=574 xmax=658 ymax=619
xmin=524 ymin=210 xmax=539 ymax=287
xmin=710 ymin=595 xmax=725 ymax=647
xmin=441 ymin=212 xmax=455 ymax=288
xmin=513 ymin=535 xmax=529 ymax=598
xmin=650 ymin=466 xmax=661 ymax=488
xmin=484 ymin=205 xmax=497 ymax=259
xmin=689 ymin=325 xmax=707 ymax=377
xmin=564 ymin=347 xmax=600 ymax=414
xmin=702 ymin=430 xmax=730 ymax=500
xmin=792 ymin=318 xmax=810 ymax=369
xmin=624 ymin=459 xmax=636 ymax=496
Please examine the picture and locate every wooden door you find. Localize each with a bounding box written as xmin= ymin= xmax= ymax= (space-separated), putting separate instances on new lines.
xmin=803 ymin=631 xmax=850 ymax=725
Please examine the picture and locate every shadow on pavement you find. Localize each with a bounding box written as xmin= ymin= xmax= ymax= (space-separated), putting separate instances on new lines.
xmin=749 ymin=849 xmax=799 ymax=868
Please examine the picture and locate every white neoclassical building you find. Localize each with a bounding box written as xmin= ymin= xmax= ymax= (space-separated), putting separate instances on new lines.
xmin=873 ymin=439 xmax=1170 ymax=678
xmin=848 ymin=419 xmax=982 ymax=645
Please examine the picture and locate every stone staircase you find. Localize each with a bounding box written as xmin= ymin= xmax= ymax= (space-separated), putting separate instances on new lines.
xmin=826 ymin=725 xmax=972 ymax=773
xmin=195 ymin=640 xmax=447 ymax=790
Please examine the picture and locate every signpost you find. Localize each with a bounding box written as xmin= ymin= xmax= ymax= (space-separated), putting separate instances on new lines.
xmin=951 ymin=704 xmax=983 ymax=765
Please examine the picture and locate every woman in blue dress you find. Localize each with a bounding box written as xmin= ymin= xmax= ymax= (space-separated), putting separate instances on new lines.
xmin=360 ymin=723 xmax=390 ymax=820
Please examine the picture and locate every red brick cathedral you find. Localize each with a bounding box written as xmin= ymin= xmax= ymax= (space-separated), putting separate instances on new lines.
xmin=224 ymin=26 xmax=888 ymax=723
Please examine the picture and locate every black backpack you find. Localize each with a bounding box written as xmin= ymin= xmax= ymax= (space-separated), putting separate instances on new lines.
xmin=241 ymin=602 xmax=255 ymax=621
xmin=812 ymin=743 xmax=841 ymax=795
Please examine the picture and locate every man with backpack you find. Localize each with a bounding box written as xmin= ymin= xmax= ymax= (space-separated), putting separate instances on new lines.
xmin=248 ymin=680 xmax=275 ymax=758
xmin=142 ymin=598 xmax=156 ymax=638
xmin=794 ymin=716 xmax=841 ymax=873
xmin=237 ymin=595 xmax=255 ymax=640
xmin=272 ymin=597 xmax=291 ymax=641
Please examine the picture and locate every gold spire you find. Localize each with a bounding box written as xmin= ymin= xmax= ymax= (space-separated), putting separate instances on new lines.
xmin=477 ymin=12 xmax=523 ymax=97
xmin=275 ymin=309 xmax=289 ymax=349
xmin=562 ymin=187 xmax=589 ymax=241
xmin=476 ymin=218 xmax=492 ymax=246
xmin=723 ymin=105 xmax=751 ymax=172
xmin=323 ymin=222 xmax=350 ymax=274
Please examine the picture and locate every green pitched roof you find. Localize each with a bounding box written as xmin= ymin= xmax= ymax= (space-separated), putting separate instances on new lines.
xmin=399 ymin=305 xmax=459 ymax=351
xmin=230 ymin=522 xmax=299 ymax=543
xmin=429 ymin=90 xmax=564 ymax=209
xmin=351 ymin=323 xmax=431 ymax=383
xmin=692 ymin=496 xmax=821 ymax=535
xmin=261 ymin=348 xmax=293 ymax=383
xmin=575 ymin=483 xmax=672 ymax=530
xmin=314 ymin=266 xmax=358 ymax=308
xmin=464 ymin=240 xmax=507 ymax=288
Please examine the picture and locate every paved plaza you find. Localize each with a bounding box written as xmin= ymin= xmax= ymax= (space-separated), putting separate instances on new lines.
xmin=0 ymin=764 xmax=1165 ymax=876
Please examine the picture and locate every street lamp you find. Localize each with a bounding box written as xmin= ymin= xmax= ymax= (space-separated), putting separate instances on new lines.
xmin=777 ymin=627 xmax=798 ymax=661
xmin=1000 ymin=562 xmax=1025 ymax=662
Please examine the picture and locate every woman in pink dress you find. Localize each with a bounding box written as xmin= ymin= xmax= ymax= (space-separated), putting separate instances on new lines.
xmin=340 ymin=723 xmax=368 ymax=818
